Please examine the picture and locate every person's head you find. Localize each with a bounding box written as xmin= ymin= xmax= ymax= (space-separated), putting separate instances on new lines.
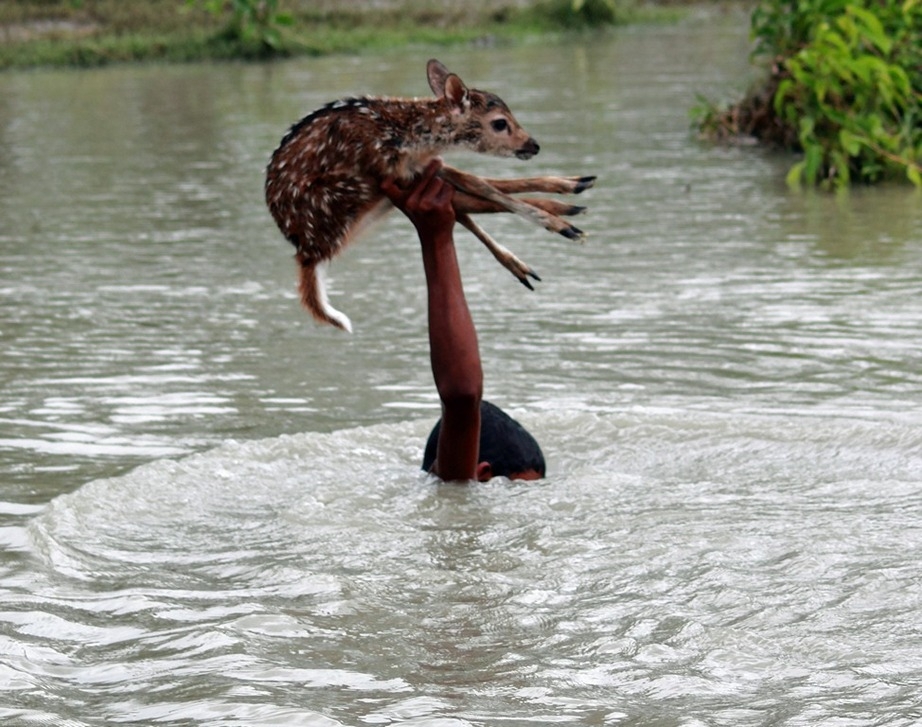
xmin=422 ymin=400 xmax=545 ymax=481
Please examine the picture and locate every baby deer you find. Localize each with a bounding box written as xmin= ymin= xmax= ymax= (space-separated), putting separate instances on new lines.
xmin=265 ymin=59 xmax=594 ymax=332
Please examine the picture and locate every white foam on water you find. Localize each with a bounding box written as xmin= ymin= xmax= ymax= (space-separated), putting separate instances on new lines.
xmin=18 ymin=408 xmax=922 ymax=724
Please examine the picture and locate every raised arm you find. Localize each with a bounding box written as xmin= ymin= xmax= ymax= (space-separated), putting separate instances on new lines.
xmin=381 ymin=160 xmax=482 ymax=480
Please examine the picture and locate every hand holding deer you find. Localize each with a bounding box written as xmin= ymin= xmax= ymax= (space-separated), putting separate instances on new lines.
xmin=265 ymin=59 xmax=595 ymax=332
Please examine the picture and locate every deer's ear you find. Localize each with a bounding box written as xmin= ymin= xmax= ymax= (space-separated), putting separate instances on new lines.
xmin=443 ymin=74 xmax=470 ymax=111
xmin=426 ymin=59 xmax=451 ymax=96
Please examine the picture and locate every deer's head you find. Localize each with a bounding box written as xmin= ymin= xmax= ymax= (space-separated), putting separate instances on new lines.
xmin=427 ymin=59 xmax=540 ymax=161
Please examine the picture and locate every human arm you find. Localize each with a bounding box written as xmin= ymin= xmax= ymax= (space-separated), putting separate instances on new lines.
xmin=381 ymin=161 xmax=482 ymax=480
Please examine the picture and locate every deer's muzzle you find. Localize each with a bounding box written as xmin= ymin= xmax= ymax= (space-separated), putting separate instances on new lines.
xmin=516 ymin=138 xmax=540 ymax=160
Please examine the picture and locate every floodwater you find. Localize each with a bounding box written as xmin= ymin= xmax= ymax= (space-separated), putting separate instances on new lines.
xmin=2 ymin=11 xmax=922 ymax=727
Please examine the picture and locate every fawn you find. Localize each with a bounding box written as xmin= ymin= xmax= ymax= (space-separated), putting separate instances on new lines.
xmin=265 ymin=59 xmax=594 ymax=332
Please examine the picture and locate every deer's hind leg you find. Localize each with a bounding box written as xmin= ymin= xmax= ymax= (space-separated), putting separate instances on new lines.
xmin=438 ymin=166 xmax=587 ymax=241
xmin=457 ymin=213 xmax=541 ymax=290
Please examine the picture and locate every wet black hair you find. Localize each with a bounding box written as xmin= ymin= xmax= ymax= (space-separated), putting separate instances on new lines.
xmin=422 ymin=400 xmax=545 ymax=479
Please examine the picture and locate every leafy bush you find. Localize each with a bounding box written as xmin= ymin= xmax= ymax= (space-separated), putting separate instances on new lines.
xmin=699 ymin=0 xmax=922 ymax=188
xmin=531 ymin=0 xmax=628 ymax=29
xmin=187 ymin=0 xmax=293 ymax=52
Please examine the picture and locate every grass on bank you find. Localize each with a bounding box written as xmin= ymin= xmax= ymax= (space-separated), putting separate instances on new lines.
xmin=0 ymin=0 xmax=653 ymax=71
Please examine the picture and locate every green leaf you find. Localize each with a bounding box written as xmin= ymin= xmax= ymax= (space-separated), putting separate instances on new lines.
xmin=804 ymin=143 xmax=824 ymax=184
xmin=839 ymin=129 xmax=861 ymax=156
xmin=774 ymin=78 xmax=795 ymax=115
xmin=848 ymin=5 xmax=892 ymax=54
xmin=908 ymin=165 xmax=922 ymax=187
xmin=263 ymin=27 xmax=282 ymax=49
xmin=798 ymin=115 xmax=816 ymax=141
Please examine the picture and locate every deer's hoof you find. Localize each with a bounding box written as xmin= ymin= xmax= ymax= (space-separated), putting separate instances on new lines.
xmin=516 ymin=269 xmax=541 ymax=290
xmin=575 ymin=176 xmax=596 ymax=193
xmin=561 ymin=225 xmax=584 ymax=240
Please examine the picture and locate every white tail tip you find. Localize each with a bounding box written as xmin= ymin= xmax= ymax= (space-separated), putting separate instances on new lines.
xmin=316 ymin=264 xmax=353 ymax=333
xmin=331 ymin=310 xmax=353 ymax=334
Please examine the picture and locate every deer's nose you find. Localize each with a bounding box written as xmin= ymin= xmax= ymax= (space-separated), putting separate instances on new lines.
xmin=517 ymin=138 xmax=540 ymax=159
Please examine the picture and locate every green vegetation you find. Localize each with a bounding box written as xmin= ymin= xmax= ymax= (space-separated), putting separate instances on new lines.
xmin=539 ymin=0 xmax=632 ymax=27
xmin=187 ymin=0 xmax=295 ymax=51
xmin=0 ymin=0 xmax=642 ymax=71
xmin=696 ymin=0 xmax=922 ymax=188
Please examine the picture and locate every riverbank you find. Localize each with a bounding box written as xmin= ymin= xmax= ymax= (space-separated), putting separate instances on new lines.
xmin=0 ymin=0 xmax=679 ymax=71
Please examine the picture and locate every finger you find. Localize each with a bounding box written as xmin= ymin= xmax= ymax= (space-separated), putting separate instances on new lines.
xmin=431 ymin=177 xmax=454 ymax=207
xmin=380 ymin=176 xmax=407 ymax=205
xmin=421 ymin=163 xmax=455 ymax=203
xmin=421 ymin=158 xmax=443 ymax=178
xmin=409 ymin=161 xmax=443 ymax=204
xmin=417 ymin=177 xmax=445 ymax=206
xmin=413 ymin=162 xmax=442 ymax=197
xmin=383 ymin=159 xmax=445 ymax=209
xmin=404 ymin=175 xmax=428 ymax=209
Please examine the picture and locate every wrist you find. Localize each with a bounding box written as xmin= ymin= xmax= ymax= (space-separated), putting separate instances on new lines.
xmin=419 ymin=226 xmax=456 ymax=254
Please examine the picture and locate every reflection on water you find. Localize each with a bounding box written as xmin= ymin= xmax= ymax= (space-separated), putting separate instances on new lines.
xmin=2 ymin=9 xmax=922 ymax=726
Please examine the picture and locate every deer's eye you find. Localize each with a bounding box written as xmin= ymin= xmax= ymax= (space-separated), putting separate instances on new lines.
xmin=490 ymin=119 xmax=509 ymax=133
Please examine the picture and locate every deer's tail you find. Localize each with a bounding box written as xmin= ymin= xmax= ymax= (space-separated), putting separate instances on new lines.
xmin=296 ymin=254 xmax=353 ymax=333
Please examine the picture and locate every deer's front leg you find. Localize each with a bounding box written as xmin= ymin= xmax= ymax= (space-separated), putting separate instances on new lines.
xmin=480 ymin=175 xmax=596 ymax=196
xmin=438 ymin=166 xmax=585 ymax=241
xmin=452 ymin=189 xmax=588 ymax=218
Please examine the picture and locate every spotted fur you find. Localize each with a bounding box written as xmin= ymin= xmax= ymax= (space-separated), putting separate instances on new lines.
xmin=264 ymin=59 xmax=539 ymax=332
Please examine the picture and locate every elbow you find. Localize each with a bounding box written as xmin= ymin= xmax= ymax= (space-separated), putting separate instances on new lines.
xmin=438 ymin=386 xmax=482 ymax=432
xmin=436 ymin=371 xmax=483 ymax=412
